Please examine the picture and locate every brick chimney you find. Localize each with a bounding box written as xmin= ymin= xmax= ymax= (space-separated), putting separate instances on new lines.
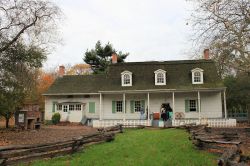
xmin=58 ymin=65 xmax=65 ymax=77
xmin=111 ymin=53 xmax=118 ymax=64
xmin=204 ymin=49 xmax=210 ymax=60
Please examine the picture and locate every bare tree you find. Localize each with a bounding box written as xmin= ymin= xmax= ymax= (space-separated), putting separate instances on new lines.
xmin=0 ymin=0 xmax=62 ymax=127
xmin=0 ymin=0 xmax=62 ymax=53
xmin=190 ymin=0 xmax=250 ymax=77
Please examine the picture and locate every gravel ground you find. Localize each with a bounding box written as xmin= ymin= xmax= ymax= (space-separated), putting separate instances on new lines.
xmin=0 ymin=125 xmax=97 ymax=146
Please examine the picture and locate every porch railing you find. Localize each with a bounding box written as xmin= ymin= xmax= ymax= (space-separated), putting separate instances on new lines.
xmin=172 ymin=118 xmax=237 ymax=127
xmin=93 ymin=118 xmax=237 ymax=128
xmin=93 ymin=120 xmax=150 ymax=128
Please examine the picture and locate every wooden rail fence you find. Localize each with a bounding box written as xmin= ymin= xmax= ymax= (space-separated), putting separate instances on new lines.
xmin=0 ymin=125 xmax=123 ymax=166
xmin=185 ymin=125 xmax=250 ymax=166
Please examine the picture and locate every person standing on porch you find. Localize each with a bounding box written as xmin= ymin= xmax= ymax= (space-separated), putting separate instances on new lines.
xmin=140 ymin=106 xmax=145 ymax=120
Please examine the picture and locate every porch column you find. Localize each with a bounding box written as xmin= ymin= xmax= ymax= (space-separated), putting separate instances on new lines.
xmin=123 ymin=93 xmax=126 ymax=121
xmin=99 ymin=93 xmax=102 ymax=120
xmin=223 ymin=90 xmax=227 ymax=119
xmin=172 ymin=92 xmax=175 ymax=120
xmin=147 ymin=93 xmax=150 ymax=123
xmin=198 ymin=91 xmax=201 ymax=120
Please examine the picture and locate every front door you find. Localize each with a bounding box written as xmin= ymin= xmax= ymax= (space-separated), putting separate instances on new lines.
xmin=61 ymin=105 xmax=69 ymax=121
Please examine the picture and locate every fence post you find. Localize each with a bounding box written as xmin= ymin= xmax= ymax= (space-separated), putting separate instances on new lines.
xmin=71 ymin=140 xmax=81 ymax=153
xmin=0 ymin=159 xmax=7 ymax=166
xmin=119 ymin=124 xmax=123 ymax=133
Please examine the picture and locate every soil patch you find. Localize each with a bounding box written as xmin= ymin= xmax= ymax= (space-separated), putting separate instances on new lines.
xmin=0 ymin=125 xmax=97 ymax=146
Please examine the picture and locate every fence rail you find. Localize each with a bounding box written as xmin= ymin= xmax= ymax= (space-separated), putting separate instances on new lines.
xmin=186 ymin=125 xmax=250 ymax=165
xmin=0 ymin=125 xmax=123 ymax=166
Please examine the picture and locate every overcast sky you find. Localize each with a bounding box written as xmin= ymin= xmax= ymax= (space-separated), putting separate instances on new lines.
xmin=45 ymin=0 xmax=195 ymax=69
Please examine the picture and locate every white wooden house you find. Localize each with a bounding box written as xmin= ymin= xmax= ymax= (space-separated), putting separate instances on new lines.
xmin=44 ymin=54 xmax=236 ymax=127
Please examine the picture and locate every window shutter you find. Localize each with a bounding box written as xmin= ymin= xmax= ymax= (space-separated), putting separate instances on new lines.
xmin=141 ymin=100 xmax=145 ymax=109
xmin=89 ymin=102 xmax=95 ymax=113
xmin=52 ymin=102 xmax=56 ymax=113
xmin=130 ymin=100 xmax=135 ymax=113
xmin=112 ymin=101 xmax=116 ymax=113
xmin=185 ymin=100 xmax=190 ymax=112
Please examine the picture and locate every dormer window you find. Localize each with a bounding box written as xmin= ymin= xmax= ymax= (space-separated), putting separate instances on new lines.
xmin=121 ymin=71 xmax=132 ymax=86
xmin=191 ymin=68 xmax=204 ymax=84
xmin=154 ymin=69 xmax=166 ymax=85
xmin=157 ymin=73 xmax=164 ymax=83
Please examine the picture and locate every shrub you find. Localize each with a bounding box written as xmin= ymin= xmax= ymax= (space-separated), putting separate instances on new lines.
xmin=52 ymin=113 xmax=61 ymax=125
xmin=44 ymin=120 xmax=53 ymax=125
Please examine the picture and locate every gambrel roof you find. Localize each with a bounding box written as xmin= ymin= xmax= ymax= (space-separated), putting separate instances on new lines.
xmin=44 ymin=59 xmax=224 ymax=95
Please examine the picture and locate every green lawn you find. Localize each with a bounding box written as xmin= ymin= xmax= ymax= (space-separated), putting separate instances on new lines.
xmin=30 ymin=129 xmax=217 ymax=166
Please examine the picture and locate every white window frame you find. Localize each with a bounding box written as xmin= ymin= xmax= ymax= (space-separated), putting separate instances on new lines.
xmin=189 ymin=100 xmax=197 ymax=112
xmin=63 ymin=105 xmax=68 ymax=112
xmin=134 ymin=100 xmax=141 ymax=112
xmin=69 ymin=104 xmax=75 ymax=111
xmin=191 ymin=68 xmax=204 ymax=84
xmin=75 ymin=104 xmax=82 ymax=111
xmin=121 ymin=71 xmax=132 ymax=87
xmin=116 ymin=101 xmax=123 ymax=113
xmin=60 ymin=103 xmax=82 ymax=112
xmin=154 ymin=69 xmax=166 ymax=85
xmin=57 ymin=104 xmax=62 ymax=111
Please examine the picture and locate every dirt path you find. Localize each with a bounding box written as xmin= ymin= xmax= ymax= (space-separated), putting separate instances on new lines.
xmin=0 ymin=125 xmax=97 ymax=146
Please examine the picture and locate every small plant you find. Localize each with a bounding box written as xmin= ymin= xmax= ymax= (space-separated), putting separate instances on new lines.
xmin=44 ymin=120 xmax=53 ymax=125
xmin=52 ymin=113 xmax=61 ymax=125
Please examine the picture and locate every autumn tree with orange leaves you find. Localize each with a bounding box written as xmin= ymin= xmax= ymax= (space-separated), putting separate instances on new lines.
xmin=26 ymin=70 xmax=56 ymax=112
xmin=66 ymin=64 xmax=92 ymax=75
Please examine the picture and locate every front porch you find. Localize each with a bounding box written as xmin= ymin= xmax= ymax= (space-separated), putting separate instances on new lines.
xmin=98 ymin=89 xmax=227 ymax=121
xmin=93 ymin=89 xmax=236 ymax=128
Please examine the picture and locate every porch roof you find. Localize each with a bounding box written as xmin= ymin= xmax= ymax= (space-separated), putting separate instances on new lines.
xmin=44 ymin=59 xmax=224 ymax=95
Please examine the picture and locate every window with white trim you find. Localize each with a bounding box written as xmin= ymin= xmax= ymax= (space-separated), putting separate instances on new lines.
xmin=154 ymin=69 xmax=166 ymax=85
xmin=57 ymin=104 xmax=62 ymax=111
xmin=134 ymin=101 xmax=141 ymax=112
xmin=121 ymin=71 xmax=132 ymax=86
xmin=116 ymin=101 xmax=123 ymax=112
xmin=63 ymin=105 xmax=68 ymax=112
xmin=123 ymin=74 xmax=131 ymax=85
xmin=194 ymin=72 xmax=201 ymax=83
xmin=157 ymin=73 xmax=164 ymax=84
xmin=189 ymin=100 xmax=197 ymax=112
xmin=75 ymin=104 xmax=82 ymax=111
xmin=69 ymin=104 xmax=75 ymax=111
xmin=191 ymin=68 xmax=204 ymax=84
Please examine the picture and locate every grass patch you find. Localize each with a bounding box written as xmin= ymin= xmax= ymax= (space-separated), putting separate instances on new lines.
xmin=30 ymin=129 xmax=217 ymax=166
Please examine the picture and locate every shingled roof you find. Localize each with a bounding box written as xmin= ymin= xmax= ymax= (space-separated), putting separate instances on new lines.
xmin=44 ymin=59 xmax=224 ymax=95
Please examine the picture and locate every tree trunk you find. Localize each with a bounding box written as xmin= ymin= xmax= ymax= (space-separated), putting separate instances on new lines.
xmin=5 ymin=116 xmax=9 ymax=128
xmin=247 ymin=104 xmax=250 ymax=124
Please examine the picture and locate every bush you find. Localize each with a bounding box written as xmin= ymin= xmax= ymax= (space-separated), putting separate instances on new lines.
xmin=44 ymin=120 xmax=53 ymax=125
xmin=52 ymin=113 xmax=61 ymax=125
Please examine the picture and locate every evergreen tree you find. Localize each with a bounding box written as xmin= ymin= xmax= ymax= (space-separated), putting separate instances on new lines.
xmin=83 ymin=41 xmax=129 ymax=73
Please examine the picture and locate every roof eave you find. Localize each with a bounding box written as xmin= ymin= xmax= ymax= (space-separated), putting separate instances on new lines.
xmin=43 ymin=92 xmax=101 ymax=96
xmin=98 ymin=87 xmax=227 ymax=94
